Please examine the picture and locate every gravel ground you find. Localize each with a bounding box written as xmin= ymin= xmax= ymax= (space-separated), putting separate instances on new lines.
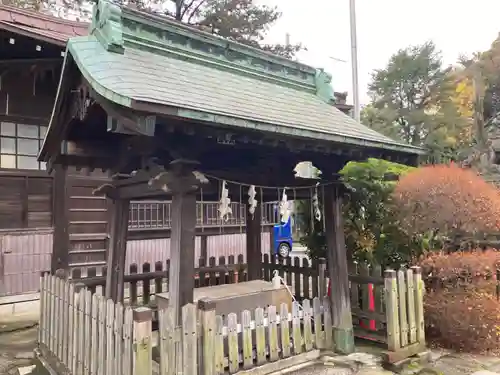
xmin=0 ymin=314 xmax=44 ymax=375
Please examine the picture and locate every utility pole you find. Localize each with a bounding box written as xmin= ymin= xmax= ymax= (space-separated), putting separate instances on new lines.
xmin=349 ymin=0 xmax=360 ymax=122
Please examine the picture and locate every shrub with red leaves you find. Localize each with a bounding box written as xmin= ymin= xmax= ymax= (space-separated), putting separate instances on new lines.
xmin=393 ymin=163 xmax=500 ymax=238
xmin=419 ymin=250 xmax=500 ymax=353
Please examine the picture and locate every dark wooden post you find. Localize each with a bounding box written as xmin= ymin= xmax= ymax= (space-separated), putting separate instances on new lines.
xmin=51 ymin=164 xmax=70 ymax=273
xmin=324 ymin=184 xmax=354 ymax=354
xmin=246 ymin=202 xmax=262 ymax=280
xmin=150 ymin=159 xmax=206 ymax=324
xmin=105 ymin=198 xmax=130 ymax=303
xmin=169 ymin=187 xmax=197 ymax=322
xmin=200 ymin=234 xmax=208 ymax=260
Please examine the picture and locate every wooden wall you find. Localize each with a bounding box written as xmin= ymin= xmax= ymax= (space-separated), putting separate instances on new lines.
xmin=0 ymin=172 xmax=53 ymax=230
xmin=0 ymin=58 xmax=59 ymax=232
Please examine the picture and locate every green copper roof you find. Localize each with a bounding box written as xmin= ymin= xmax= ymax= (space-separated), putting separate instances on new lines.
xmin=61 ymin=0 xmax=424 ymax=155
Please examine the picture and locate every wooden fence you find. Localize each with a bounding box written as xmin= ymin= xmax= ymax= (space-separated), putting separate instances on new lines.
xmin=157 ymin=298 xmax=331 ymax=374
xmin=348 ymin=264 xmax=426 ymax=363
xmin=49 ymin=255 xmax=426 ymax=366
xmin=38 ymin=274 xmax=137 ymax=375
xmin=38 ymin=273 xmax=331 ymax=375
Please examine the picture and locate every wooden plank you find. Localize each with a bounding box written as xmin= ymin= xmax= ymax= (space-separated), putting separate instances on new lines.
xmin=317 ymin=258 xmax=327 ymax=298
xmin=268 ymin=305 xmax=279 ymax=362
xmin=241 ymin=310 xmax=253 ymax=369
xmin=349 ymin=263 xmax=359 ymax=327
xmin=106 ymin=300 xmax=115 ymax=375
xmin=114 ymin=303 xmax=124 ymax=375
xmin=182 ymin=304 xmax=198 ymax=375
xmin=227 ymin=313 xmax=239 ymax=373
xmin=313 ymin=297 xmax=323 ymax=349
xmin=359 ymin=264 xmax=370 ymax=329
xmin=159 ymin=307 xmax=176 ymax=375
xmin=351 ymin=308 xmax=386 ymax=323
xmin=384 ymin=270 xmax=401 ymax=352
xmin=67 ymin=283 xmax=75 ymax=368
xmin=280 ymin=303 xmax=291 ymax=358
xmin=292 ymin=301 xmax=302 ymax=355
xmin=133 ymin=307 xmax=153 ymax=375
xmin=397 ymin=270 xmax=409 ymax=347
xmin=50 ymin=276 xmax=56 ymax=354
xmin=302 ymin=299 xmax=313 ymax=351
xmin=303 ymin=259 xmax=311 ymax=300
xmin=294 ymin=257 xmax=301 ymax=299
xmin=412 ymin=267 xmax=426 ymax=346
xmin=97 ymin=297 xmax=106 ymax=375
xmin=406 ymin=269 xmax=417 ymax=344
xmin=62 ymin=281 xmax=70 ymax=366
xmin=348 ymin=274 xmax=385 ymax=286
xmin=322 ymin=296 xmax=333 ymax=351
xmin=255 ymin=307 xmax=266 ymax=365
xmin=56 ymin=278 xmax=63 ymax=361
xmin=39 ymin=276 xmax=46 ymax=347
xmin=77 ymin=290 xmax=85 ymax=375
xmin=199 ymin=300 xmax=217 ymax=375
xmin=90 ymin=294 xmax=99 ymax=375
xmin=372 ymin=265 xmax=384 ymax=332
xmin=84 ymin=290 xmax=92 ymax=375
xmin=123 ymin=307 xmax=134 ymax=375
xmin=214 ymin=315 xmax=225 ymax=375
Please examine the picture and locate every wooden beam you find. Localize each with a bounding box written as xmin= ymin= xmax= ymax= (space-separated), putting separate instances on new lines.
xmin=60 ymin=140 xmax=118 ymax=159
xmin=324 ymin=184 xmax=354 ymax=354
xmin=51 ymin=165 xmax=70 ymax=273
xmin=105 ymin=198 xmax=130 ymax=303
xmin=246 ymin=203 xmax=262 ymax=280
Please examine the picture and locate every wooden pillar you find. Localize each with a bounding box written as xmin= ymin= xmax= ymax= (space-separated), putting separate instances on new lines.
xmin=246 ymin=203 xmax=262 ymax=280
xmin=105 ymin=198 xmax=130 ymax=303
xmin=51 ymin=164 xmax=70 ymax=274
xmin=149 ymin=159 xmax=206 ymax=325
xmin=200 ymin=234 xmax=208 ymax=260
xmin=168 ymin=188 xmax=197 ymax=323
xmin=324 ymin=184 xmax=354 ymax=354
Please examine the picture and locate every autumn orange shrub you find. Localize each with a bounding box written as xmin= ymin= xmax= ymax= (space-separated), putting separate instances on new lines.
xmin=393 ymin=163 xmax=500 ymax=237
xmin=419 ymin=250 xmax=500 ymax=353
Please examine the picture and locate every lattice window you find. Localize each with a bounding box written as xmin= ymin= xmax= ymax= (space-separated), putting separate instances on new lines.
xmin=0 ymin=121 xmax=47 ymax=170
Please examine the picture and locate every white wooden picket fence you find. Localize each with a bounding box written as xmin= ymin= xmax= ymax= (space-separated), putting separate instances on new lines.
xmin=37 ymin=275 xmax=140 ymax=375
xmin=37 ymin=274 xmax=333 ymax=375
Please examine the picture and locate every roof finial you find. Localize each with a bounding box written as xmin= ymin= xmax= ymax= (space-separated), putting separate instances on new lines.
xmin=315 ymin=69 xmax=336 ymax=104
xmin=90 ymin=0 xmax=124 ymax=54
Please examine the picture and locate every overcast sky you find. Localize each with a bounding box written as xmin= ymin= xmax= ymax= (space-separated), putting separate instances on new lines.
xmin=260 ymin=0 xmax=500 ymax=105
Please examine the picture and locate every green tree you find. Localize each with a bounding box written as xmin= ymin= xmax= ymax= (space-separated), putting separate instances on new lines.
xmin=300 ymin=159 xmax=427 ymax=268
xmin=365 ymin=41 xmax=468 ymax=162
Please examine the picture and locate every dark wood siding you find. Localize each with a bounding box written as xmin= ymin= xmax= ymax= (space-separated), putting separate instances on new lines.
xmin=0 ymin=172 xmax=53 ymax=229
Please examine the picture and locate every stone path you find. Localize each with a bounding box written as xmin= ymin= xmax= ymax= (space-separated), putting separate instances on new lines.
xmin=280 ymin=351 xmax=500 ymax=375
xmin=2 ymin=311 xmax=500 ymax=375
xmin=0 ymin=313 xmax=45 ymax=375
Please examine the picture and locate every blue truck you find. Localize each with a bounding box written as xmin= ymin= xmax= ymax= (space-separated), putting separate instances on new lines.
xmin=273 ymin=216 xmax=293 ymax=258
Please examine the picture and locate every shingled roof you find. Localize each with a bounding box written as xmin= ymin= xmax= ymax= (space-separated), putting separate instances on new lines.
xmin=0 ymin=4 xmax=87 ymax=46
xmin=42 ymin=0 xmax=425 ymax=161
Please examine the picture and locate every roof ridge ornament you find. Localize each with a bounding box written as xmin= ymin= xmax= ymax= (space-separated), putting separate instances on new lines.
xmin=315 ymin=69 xmax=336 ymax=104
xmin=90 ymin=0 xmax=124 ymax=54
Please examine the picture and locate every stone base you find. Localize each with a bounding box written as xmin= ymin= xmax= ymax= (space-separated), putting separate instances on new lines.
xmin=334 ymin=328 xmax=355 ymax=355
